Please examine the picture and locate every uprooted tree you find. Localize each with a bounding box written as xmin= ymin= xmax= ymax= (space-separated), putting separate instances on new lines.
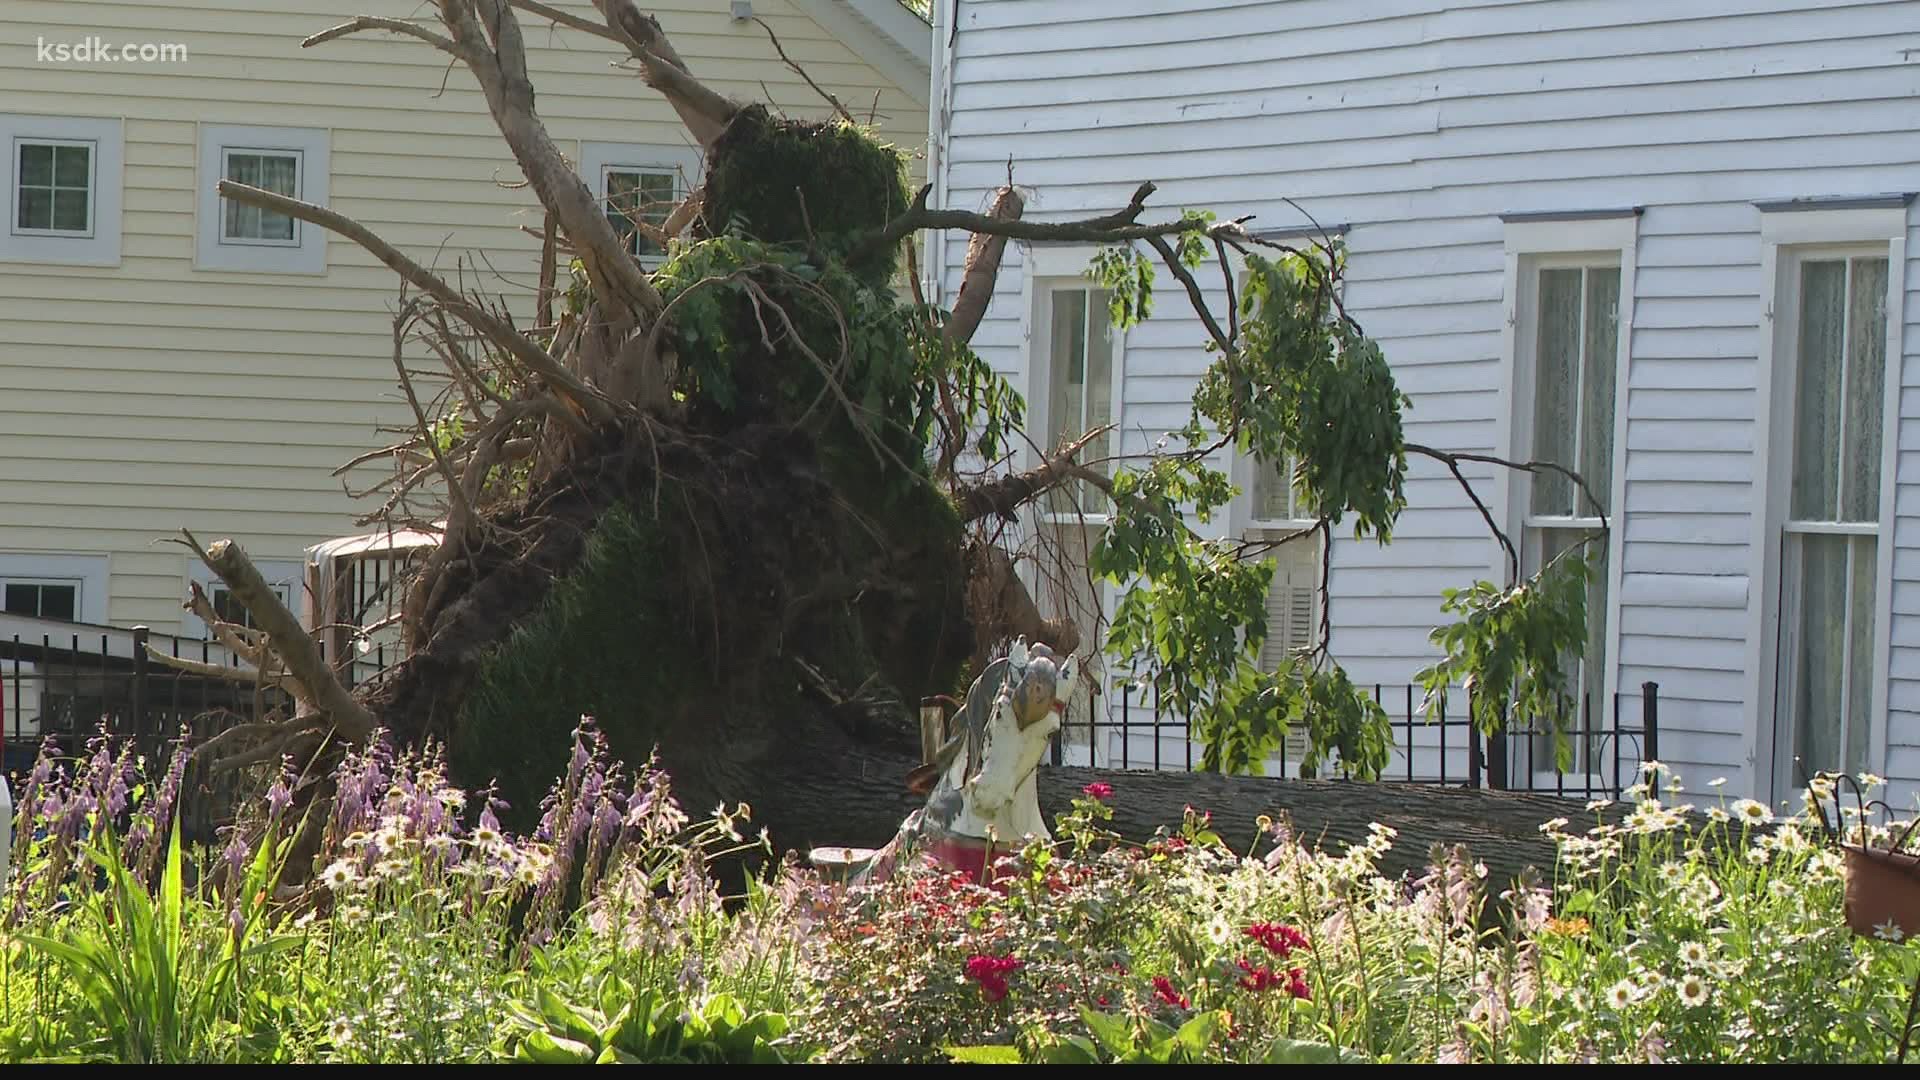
xmin=165 ymin=1 xmax=1609 ymax=869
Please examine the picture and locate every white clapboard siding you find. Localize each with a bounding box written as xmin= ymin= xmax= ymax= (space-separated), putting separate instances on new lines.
xmin=0 ymin=0 xmax=928 ymax=634
xmin=936 ymin=0 xmax=1920 ymax=804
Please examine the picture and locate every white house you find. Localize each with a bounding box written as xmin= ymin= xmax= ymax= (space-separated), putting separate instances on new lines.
xmin=924 ymin=0 xmax=1920 ymax=810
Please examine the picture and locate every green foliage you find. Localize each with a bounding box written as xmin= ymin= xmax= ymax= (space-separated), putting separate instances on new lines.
xmin=497 ymin=979 xmax=797 ymax=1064
xmin=1086 ymin=239 xmax=1411 ymax=779
xmin=698 ymin=106 xmax=910 ymax=287
xmin=14 ymin=821 xmax=297 ymax=1063
xmin=8 ymin=755 xmax=1918 ymax=1064
xmin=455 ymin=503 xmax=688 ymax=823
xmin=1415 ymin=549 xmax=1593 ymax=767
xmin=1195 ymin=658 xmax=1392 ymax=779
xmin=1198 ymin=251 xmax=1408 ymax=540
xmin=903 ymin=308 xmax=1027 ymax=465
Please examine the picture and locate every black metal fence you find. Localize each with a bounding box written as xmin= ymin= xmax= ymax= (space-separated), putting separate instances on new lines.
xmin=1053 ymin=677 xmax=1660 ymax=801
xmin=1 ymin=626 xmax=394 ymax=837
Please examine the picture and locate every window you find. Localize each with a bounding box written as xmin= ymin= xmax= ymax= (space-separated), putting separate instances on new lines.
xmin=15 ymin=140 xmax=93 ymax=235
xmin=1499 ymin=210 xmax=1638 ymax=780
xmin=0 ymin=115 xmax=122 ymax=266
xmin=0 ymin=554 xmax=108 ymax=623
xmin=2 ymin=580 xmax=78 ymax=621
xmin=196 ymin=125 xmax=329 ymax=273
xmin=605 ymin=167 xmax=679 ymax=259
xmin=580 ymin=142 xmax=702 ymax=267
xmin=1520 ymin=260 xmax=1619 ymax=769
xmin=1776 ymin=251 xmax=1891 ymax=782
xmin=1039 ymin=285 xmax=1115 ymax=516
xmin=220 ymin=149 xmax=300 ymax=245
xmin=1752 ymin=197 xmax=1908 ymax=800
xmin=187 ymin=559 xmax=303 ymax=639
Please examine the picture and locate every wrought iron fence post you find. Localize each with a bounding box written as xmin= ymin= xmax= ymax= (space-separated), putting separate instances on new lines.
xmin=1487 ymin=708 xmax=1509 ymax=792
xmin=1642 ymin=681 xmax=1660 ymax=766
xmin=1468 ymin=704 xmax=1483 ymax=789
xmin=130 ymin=625 xmax=150 ymax=742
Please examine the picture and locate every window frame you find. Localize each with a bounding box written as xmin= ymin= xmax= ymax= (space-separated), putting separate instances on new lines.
xmin=1493 ymin=210 xmax=1639 ymax=789
xmin=218 ymin=146 xmax=304 ymax=248
xmin=1023 ymin=243 xmax=1125 ymax=528
xmin=185 ymin=558 xmax=305 ymax=640
xmin=0 ymin=115 xmax=122 ymax=266
xmin=0 ymin=553 xmax=109 ymax=624
xmin=195 ymin=124 xmax=330 ymax=274
xmin=1748 ymin=198 xmax=1909 ymax=802
xmin=579 ymin=141 xmax=702 ymax=269
xmin=12 ymin=137 xmax=97 ymax=238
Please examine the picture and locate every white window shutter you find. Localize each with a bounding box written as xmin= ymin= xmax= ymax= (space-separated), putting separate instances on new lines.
xmin=1258 ymin=537 xmax=1317 ymax=670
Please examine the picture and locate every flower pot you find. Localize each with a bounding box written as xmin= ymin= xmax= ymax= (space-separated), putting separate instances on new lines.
xmin=1842 ymin=844 xmax=1920 ymax=939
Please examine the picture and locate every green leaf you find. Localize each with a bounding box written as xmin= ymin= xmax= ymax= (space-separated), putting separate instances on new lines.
xmin=1079 ymin=1005 xmax=1136 ymax=1057
xmin=519 ymin=1029 xmax=597 ymax=1065
xmin=1264 ymin=1037 xmax=1370 ymax=1064
xmin=943 ymin=1044 xmax=1025 ymax=1064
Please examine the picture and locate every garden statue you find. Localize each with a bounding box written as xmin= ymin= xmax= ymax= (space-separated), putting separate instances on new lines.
xmin=811 ymin=639 xmax=1076 ymax=888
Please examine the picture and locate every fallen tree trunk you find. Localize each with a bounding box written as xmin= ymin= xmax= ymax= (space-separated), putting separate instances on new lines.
xmin=743 ymin=735 xmax=1616 ymax=890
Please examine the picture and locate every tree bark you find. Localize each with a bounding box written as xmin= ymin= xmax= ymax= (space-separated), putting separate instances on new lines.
xmin=744 ymin=737 xmax=1607 ymax=891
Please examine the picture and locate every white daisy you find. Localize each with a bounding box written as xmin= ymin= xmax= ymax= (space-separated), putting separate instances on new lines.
xmin=321 ymin=860 xmax=359 ymax=892
xmin=1874 ymin=918 xmax=1907 ymax=943
xmin=1607 ymin=978 xmax=1637 ymax=1010
xmin=515 ymin=862 xmax=540 ymax=886
xmin=1707 ymin=807 xmax=1731 ymax=824
xmin=1585 ymin=798 xmax=1614 ymax=812
xmin=472 ymin=825 xmax=501 ymax=846
xmin=1732 ymin=799 xmax=1773 ymax=826
xmin=1679 ymin=941 xmax=1709 ymax=967
xmin=328 ymin=1017 xmax=354 ymax=1044
xmin=1860 ymin=772 xmax=1887 ymax=791
xmin=1206 ymin=914 xmax=1233 ymax=947
xmin=1676 ymin=973 xmax=1709 ymax=1007
xmin=1708 ymin=777 xmax=1727 ymax=788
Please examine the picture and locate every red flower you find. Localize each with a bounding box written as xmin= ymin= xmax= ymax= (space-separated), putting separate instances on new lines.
xmin=1097 ymin=995 xmax=1111 ymax=1007
xmin=964 ymin=954 xmax=1023 ymax=1003
xmin=1235 ymin=957 xmax=1286 ymax=993
xmin=1081 ymin=781 xmax=1114 ymax=802
xmin=1244 ymin=922 xmax=1311 ymax=959
xmin=1151 ymin=976 xmax=1191 ymax=1010
xmin=1286 ymin=967 xmax=1311 ymax=1000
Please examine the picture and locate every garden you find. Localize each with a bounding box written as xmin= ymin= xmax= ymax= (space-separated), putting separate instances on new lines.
xmin=4 ymin=721 xmax=1918 ymax=1064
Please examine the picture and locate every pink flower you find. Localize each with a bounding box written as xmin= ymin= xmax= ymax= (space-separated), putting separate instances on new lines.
xmin=1152 ymin=976 xmax=1191 ymax=1010
xmin=1081 ymin=782 xmax=1114 ymax=802
xmin=1245 ymin=921 xmax=1312 ymax=959
xmin=964 ymin=954 xmax=1023 ymax=1003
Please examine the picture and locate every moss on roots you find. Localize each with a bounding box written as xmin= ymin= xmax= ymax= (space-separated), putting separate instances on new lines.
xmin=697 ymin=105 xmax=910 ymax=287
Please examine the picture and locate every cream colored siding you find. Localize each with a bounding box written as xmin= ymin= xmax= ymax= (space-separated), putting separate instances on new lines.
xmin=0 ymin=0 xmax=929 ymax=633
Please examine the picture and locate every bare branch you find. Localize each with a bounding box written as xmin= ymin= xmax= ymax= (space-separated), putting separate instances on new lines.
xmin=956 ymin=426 xmax=1109 ymax=523
xmin=945 ymin=185 xmax=1023 ymax=347
xmin=1412 ymin=444 xmax=1520 ymax=585
xmin=143 ymin=646 xmax=299 ymax=694
xmin=217 ymin=180 xmax=612 ymax=425
xmin=863 ymin=181 xmax=1238 ymax=260
xmin=193 ymin=533 xmax=378 ymax=740
xmin=1144 ymin=234 xmax=1232 ymax=355
xmin=508 ymin=0 xmax=617 ymax=40
xmin=751 ymin=17 xmax=854 ymax=124
xmin=591 ymin=1 xmax=736 ymax=149
xmin=304 ymin=15 xmax=464 ymax=56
